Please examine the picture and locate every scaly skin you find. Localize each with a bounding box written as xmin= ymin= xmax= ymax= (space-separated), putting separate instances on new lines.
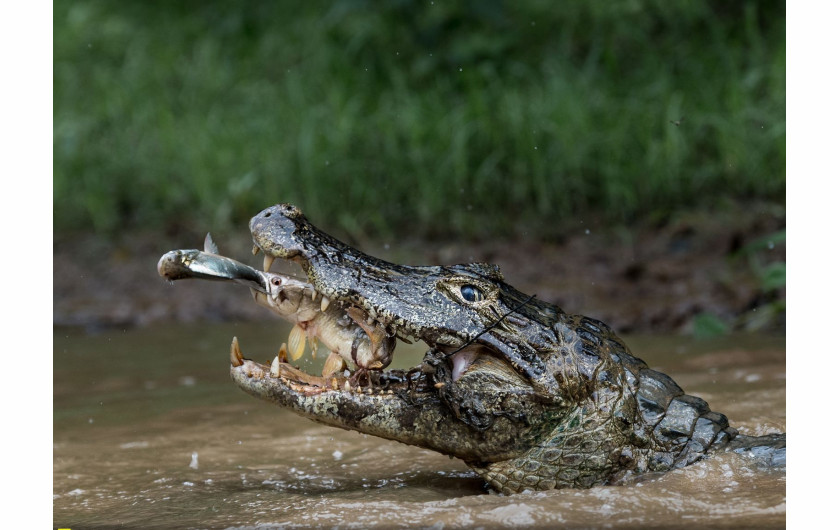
xmin=207 ymin=204 xmax=784 ymax=493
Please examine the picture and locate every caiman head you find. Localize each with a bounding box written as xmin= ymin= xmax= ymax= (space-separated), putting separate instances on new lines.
xmin=233 ymin=203 xmax=742 ymax=493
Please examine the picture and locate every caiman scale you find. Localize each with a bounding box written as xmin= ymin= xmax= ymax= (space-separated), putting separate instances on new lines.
xmin=160 ymin=204 xmax=785 ymax=494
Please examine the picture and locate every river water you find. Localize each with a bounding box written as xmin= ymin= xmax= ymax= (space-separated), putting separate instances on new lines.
xmin=54 ymin=322 xmax=785 ymax=529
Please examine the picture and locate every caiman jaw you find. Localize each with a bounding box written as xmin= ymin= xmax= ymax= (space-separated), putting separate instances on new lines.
xmin=248 ymin=203 xmax=564 ymax=399
xmin=246 ymin=247 xmax=469 ymax=392
xmin=228 ymin=336 xmax=407 ymax=396
xmin=247 ymin=204 xmax=480 ymax=384
xmin=244 ymin=204 xmax=567 ymax=462
xmin=234 ymin=244 xmax=490 ymax=407
xmin=227 ymin=330 xmax=546 ymax=465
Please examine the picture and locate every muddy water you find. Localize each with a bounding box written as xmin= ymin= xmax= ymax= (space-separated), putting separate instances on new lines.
xmin=54 ymin=323 xmax=785 ymax=529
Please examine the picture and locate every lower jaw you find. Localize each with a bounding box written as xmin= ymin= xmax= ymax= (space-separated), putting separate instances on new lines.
xmin=229 ymin=336 xmax=428 ymax=397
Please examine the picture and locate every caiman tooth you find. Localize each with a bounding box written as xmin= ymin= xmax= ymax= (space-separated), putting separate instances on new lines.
xmin=320 ymin=296 xmax=331 ymax=312
xmin=288 ymin=325 xmax=306 ymax=361
xmin=263 ymin=254 xmax=275 ymax=272
xmin=277 ymin=342 xmax=288 ymax=363
xmin=270 ymin=355 xmax=281 ymax=378
xmin=311 ymin=289 xmax=318 ymax=302
xmin=230 ymin=337 xmax=244 ymax=367
xmin=344 ymin=381 xmax=351 ymax=392
xmin=252 ymin=244 xmax=260 ymax=256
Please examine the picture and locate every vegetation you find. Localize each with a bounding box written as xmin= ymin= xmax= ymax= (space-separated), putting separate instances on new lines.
xmin=54 ymin=0 xmax=785 ymax=240
xmin=692 ymin=229 xmax=786 ymax=337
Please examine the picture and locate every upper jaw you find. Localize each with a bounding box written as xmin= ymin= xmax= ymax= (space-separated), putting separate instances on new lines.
xmin=247 ymin=204 xmax=552 ymax=395
xmin=250 ymin=204 xmax=434 ymax=344
xmin=248 ymin=208 xmax=438 ymax=381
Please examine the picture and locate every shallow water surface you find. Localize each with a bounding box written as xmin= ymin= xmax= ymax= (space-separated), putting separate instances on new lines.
xmin=54 ymin=323 xmax=785 ymax=529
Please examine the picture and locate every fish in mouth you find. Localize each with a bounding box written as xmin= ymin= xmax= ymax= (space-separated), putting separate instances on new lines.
xmin=158 ymin=204 xmax=785 ymax=493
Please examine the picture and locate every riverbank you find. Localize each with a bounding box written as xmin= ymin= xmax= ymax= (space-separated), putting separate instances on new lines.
xmin=53 ymin=202 xmax=784 ymax=335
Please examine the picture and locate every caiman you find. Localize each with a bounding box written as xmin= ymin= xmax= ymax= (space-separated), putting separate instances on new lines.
xmin=158 ymin=204 xmax=785 ymax=494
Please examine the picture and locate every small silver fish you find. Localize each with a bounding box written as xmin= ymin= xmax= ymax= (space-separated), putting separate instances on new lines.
xmin=157 ymin=233 xmax=268 ymax=293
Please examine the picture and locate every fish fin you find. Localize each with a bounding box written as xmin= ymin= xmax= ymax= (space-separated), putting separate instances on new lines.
xmin=204 ymin=233 xmax=219 ymax=254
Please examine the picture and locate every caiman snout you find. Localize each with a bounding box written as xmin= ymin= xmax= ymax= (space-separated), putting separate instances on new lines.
xmin=249 ymin=204 xmax=311 ymax=263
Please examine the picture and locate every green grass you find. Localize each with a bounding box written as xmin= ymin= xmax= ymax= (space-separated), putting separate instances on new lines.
xmin=54 ymin=0 xmax=785 ymax=240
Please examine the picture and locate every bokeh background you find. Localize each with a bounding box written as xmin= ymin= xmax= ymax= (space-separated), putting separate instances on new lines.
xmin=53 ymin=0 xmax=785 ymax=334
xmin=50 ymin=5 xmax=792 ymax=528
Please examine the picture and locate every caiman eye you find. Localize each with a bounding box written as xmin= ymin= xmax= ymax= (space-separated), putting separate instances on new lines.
xmin=460 ymin=284 xmax=484 ymax=303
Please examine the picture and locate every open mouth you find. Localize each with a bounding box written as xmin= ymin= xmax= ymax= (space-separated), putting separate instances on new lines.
xmin=233 ymin=246 xmax=485 ymax=398
xmin=232 ymin=250 xmax=422 ymax=396
xmin=228 ymin=335 xmax=420 ymax=396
